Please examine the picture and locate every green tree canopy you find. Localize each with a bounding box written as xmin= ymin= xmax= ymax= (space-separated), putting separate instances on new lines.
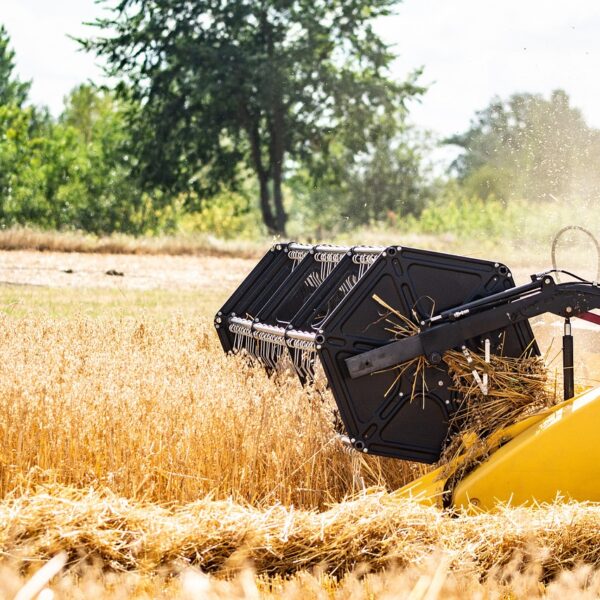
xmin=0 ymin=85 xmax=175 ymax=234
xmin=0 ymin=25 xmax=30 ymax=107
xmin=447 ymin=90 xmax=600 ymax=202
xmin=290 ymin=112 xmax=430 ymax=233
xmin=83 ymin=0 xmax=423 ymax=234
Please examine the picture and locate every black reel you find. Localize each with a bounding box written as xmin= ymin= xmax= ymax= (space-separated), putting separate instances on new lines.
xmin=317 ymin=246 xmax=537 ymax=464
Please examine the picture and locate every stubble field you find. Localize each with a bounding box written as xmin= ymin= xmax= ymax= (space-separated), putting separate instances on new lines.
xmin=2 ymin=247 xmax=600 ymax=598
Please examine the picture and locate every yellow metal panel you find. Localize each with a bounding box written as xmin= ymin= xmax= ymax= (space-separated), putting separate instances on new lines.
xmin=394 ymin=402 xmax=562 ymax=508
xmin=452 ymin=386 xmax=600 ymax=511
xmin=392 ymin=465 xmax=447 ymax=508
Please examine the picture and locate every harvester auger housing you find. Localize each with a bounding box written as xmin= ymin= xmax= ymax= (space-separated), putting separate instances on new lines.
xmin=216 ymin=243 xmax=600 ymax=507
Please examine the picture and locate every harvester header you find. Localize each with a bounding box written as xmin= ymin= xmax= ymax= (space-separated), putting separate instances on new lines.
xmin=215 ymin=242 xmax=600 ymax=508
xmin=216 ymin=243 xmax=538 ymax=460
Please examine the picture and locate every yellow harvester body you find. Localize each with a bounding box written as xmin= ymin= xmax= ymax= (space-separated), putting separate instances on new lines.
xmin=397 ymin=386 xmax=600 ymax=511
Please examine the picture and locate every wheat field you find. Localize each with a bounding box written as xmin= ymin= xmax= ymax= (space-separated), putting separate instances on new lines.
xmin=2 ymin=250 xmax=600 ymax=598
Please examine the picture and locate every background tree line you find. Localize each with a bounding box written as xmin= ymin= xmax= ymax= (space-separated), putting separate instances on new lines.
xmin=0 ymin=25 xmax=176 ymax=235
xmin=2 ymin=1 xmax=600 ymax=240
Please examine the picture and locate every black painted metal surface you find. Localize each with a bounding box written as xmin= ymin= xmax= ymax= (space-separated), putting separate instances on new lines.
xmin=317 ymin=245 xmax=537 ymax=464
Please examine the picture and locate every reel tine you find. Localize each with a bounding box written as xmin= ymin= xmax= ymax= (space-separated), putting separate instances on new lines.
xmin=286 ymin=336 xmax=319 ymax=384
xmin=218 ymin=244 xmax=385 ymax=387
xmin=229 ymin=318 xmax=257 ymax=359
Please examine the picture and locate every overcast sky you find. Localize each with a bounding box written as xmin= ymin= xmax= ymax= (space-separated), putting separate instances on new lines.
xmin=2 ymin=0 xmax=599 ymax=146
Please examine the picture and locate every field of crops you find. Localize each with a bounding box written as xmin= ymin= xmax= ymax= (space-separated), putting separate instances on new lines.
xmin=2 ymin=249 xmax=600 ymax=598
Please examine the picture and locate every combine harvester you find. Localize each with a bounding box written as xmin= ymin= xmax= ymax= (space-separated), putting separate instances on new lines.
xmin=215 ymin=243 xmax=600 ymax=510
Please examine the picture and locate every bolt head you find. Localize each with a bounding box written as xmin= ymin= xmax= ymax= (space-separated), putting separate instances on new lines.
xmin=429 ymin=352 xmax=442 ymax=364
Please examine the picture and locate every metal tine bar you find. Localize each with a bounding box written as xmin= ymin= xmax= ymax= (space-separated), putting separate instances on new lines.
xmin=353 ymin=250 xmax=380 ymax=279
xmin=282 ymin=247 xmax=382 ymax=384
xmin=222 ymin=244 xmax=384 ymax=384
xmin=216 ymin=242 xmax=312 ymax=354
xmin=287 ymin=243 xmax=312 ymax=269
xmin=254 ymin=244 xmax=352 ymax=327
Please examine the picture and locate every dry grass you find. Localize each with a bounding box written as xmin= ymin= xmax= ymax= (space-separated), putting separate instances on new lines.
xmin=441 ymin=350 xmax=555 ymax=462
xmin=2 ymin=486 xmax=600 ymax=596
xmin=0 ymin=314 xmax=416 ymax=508
xmin=1 ymin=268 xmax=600 ymax=597
xmin=0 ymin=226 xmax=264 ymax=258
xmin=0 ymin=226 xmax=560 ymax=273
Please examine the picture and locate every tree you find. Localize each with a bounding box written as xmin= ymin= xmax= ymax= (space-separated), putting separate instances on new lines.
xmin=83 ymin=0 xmax=423 ymax=235
xmin=0 ymin=104 xmax=87 ymax=228
xmin=290 ymin=112 xmax=430 ymax=232
xmin=0 ymin=25 xmax=30 ymax=107
xmin=0 ymin=85 xmax=175 ymax=235
xmin=60 ymin=84 xmax=150 ymax=233
xmin=61 ymin=84 xmax=111 ymax=143
xmin=446 ymin=90 xmax=600 ymax=202
xmin=59 ymin=84 xmax=179 ymax=234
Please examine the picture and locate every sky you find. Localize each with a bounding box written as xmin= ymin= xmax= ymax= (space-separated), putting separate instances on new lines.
xmin=1 ymin=0 xmax=600 ymax=150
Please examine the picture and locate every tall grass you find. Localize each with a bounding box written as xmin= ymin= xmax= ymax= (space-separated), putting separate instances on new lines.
xmin=0 ymin=314 xmax=416 ymax=507
xmin=3 ymin=309 xmax=600 ymax=597
xmin=0 ymin=226 xmax=264 ymax=258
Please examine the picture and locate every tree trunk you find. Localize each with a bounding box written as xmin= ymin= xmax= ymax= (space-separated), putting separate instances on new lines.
xmin=262 ymin=14 xmax=287 ymax=236
xmin=272 ymin=160 xmax=286 ymax=235
xmin=258 ymin=172 xmax=277 ymax=234
xmin=268 ymin=94 xmax=287 ymax=235
xmin=244 ymin=114 xmax=278 ymax=234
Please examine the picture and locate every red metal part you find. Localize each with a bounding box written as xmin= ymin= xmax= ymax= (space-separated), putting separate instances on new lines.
xmin=577 ymin=311 xmax=600 ymax=326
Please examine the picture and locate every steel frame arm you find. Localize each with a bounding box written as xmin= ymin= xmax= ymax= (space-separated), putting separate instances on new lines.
xmin=346 ymin=275 xmax=600 ymax=379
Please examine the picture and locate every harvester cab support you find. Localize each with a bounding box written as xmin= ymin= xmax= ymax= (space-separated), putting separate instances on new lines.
xmin=563 ymin=317 xmax=574 ymax=400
